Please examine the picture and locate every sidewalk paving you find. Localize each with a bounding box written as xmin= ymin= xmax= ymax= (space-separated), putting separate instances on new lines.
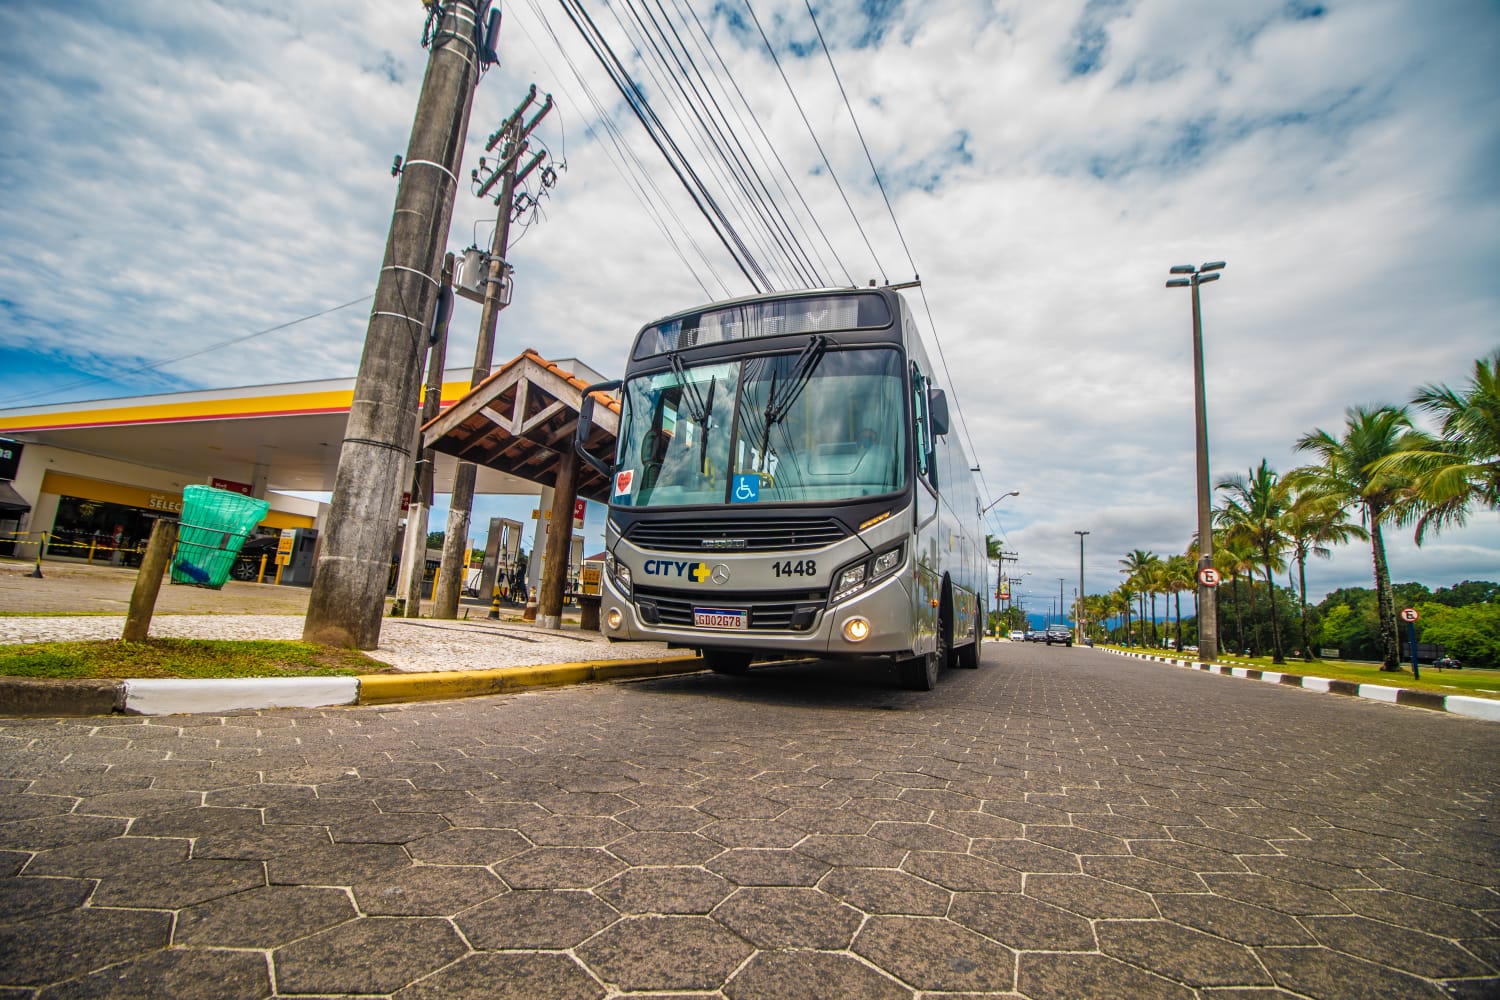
xmin=0 ymin=561 xmax=704 ymax=715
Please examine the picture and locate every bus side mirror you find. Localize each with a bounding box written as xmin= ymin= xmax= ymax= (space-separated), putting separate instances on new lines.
xmin=927 ymin=388 xmax=950 ymax=436
xmin=574 ymin=379 xmax=622 ymax=480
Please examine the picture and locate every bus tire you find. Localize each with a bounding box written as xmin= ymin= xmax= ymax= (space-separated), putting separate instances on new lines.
xmin=957 ymin=619 xmax=981 ymax=669
xmin=899 ymin=649 xmax=939 ymax=691
xmin=704 ymin=650 xmax=751 ymax=675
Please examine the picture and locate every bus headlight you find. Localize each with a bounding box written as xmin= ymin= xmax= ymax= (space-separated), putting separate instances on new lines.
xmin=832 ymin=564 xmax=866 ymax=603
xmin=606 ymin=608 xmax=623 ymax=631
xmin=828 ymin=544 xmax=904 ymax=606
xmin=606 ymin=555 xmax=632 ymax=597
xmin=843 ymin=616 xmax=871 ymax=642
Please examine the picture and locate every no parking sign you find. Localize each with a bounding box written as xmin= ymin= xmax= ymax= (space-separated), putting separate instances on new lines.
xmin=1197 ymin=567 xmax=1221 ymax=587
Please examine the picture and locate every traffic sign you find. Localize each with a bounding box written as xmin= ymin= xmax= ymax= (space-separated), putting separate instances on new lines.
xmin=1197 ymin=567 xmax=1221 ymax=587
xmin=1399 ymin=607 xmax=1419 ymax=623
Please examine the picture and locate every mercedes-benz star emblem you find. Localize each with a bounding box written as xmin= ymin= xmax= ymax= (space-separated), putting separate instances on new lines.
xmin=710 ymin=564 xmax=731 ymax=585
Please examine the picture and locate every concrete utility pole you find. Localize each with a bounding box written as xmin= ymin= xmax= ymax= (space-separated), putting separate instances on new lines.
xmin=433 ymin=88 xmax=553 ymax=619
xmin=304 ymin=1 xmax=485 ymax=649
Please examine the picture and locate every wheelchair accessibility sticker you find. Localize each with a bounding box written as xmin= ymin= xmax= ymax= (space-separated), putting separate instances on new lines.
xmin=731 ymin=474 xmax=760 ymax=503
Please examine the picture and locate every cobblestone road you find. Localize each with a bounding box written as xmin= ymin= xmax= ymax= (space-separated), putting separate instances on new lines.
xmin=1 ymin=643 xmax=1496 ymax=998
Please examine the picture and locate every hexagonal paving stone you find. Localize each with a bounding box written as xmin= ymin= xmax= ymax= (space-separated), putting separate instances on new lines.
xmin=174 ymin=884 xmax=356 ymax=948
xmin=596 ymin=866 xmax=734 ymax=914
xmin=971 ymin=837 xmax=1082 ymax=874
xmin=725 ymin=949 xmax=911 ymax=1000
xmin=775 ymin=807 xmax=874 ymax=836
xmin=819 ymin=866 xmax=951 ymax=916
xmin=575 ymin=915 xmax=752 ymax=992
xmin=24 ymin=836 xmax=188 ymax=878
xmin=1083 ymin=855 xmax=1210 ymax=893
xmin=406 ymin=826 xmax=531 ymax=866
xmin=949 ymin=890 xmax=1096 ymax=951
xmin=1300 ymin=915 xmax=1495 ymax=979
xmin=1334 ymin=888 xmax=1499 ymax=939
xmin=795 ymin=834 xmax=908 ymax=869
xmin=1096 ymin=918 xmax=1272 ymax=987
xmin=694 ymin=795 xmax=787 ymax=820
xmin=608 ymin=832 xmax=723 ymax=867
xmin=35 ymin=944 xmax=271 ymax=1000
xmin=1018 ymin=950 xmax=1196 ymax=1000
xmin=494 ymin=847 xmax=625 ymax=890
xmin=91 ymin=858 xmax=264 ymax=909
xmin=273 ymin=916 xmax=468 ymax=995
xmin=1202 ymin=873 xmax=1350 ymax=915
xmin=1154 ymin=892 xmax=1317 ymax=947
xmin=868 ymin=821 xmax=968 ymax=853
xmin=1130 ymin=838 xmax=1248 ymax=872
xmin=852 ymin=914 xmax=1015 ymax=993
xmin=457 ymin=889 xmax=618 ymax=949
xmin=330 ymin=812 xmax=450 ymax=845
xmin=353 ymin=865 xmax=505 ymax=916
xmin=927 ymin=808 xmax=1024 ymax=841
xmin=901 ymin=851 xmax=1021 ymax=892
xmin=0 ymin=875 xmax=93 ymax=922
xmin=394 ymin=952 xmax=606 ymax=1000
xmin=1256 ymin=945 xmax=1447 ymax=999
xmin=0 ymin=795 xmax=75 ymax=824
xmin=0 ymin=908 xmax=171 ymax=986
xmin=708 ymin=848 xmax=829 ymax=887
xmin=1242 ymin=855 xmax=1379 ymax=891
xmin=267 ymin=842 xmax=411 ymax=886
xmin=75 ymin=788 xmax=202 ymax=819
xmin=711 ymin=886 xmax=862 ymax=948
xmin=190 ymin=823 xmax=330 ymax=861
xmin=1365 ymin=868 xmax=1500 ymax=909
xmin=1025 ymin=872 xmax=1158 ymax=919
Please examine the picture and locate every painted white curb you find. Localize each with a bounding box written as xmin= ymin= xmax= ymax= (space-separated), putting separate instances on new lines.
xmin=1358 ymin=684 xmax=1401 ymax=704
xmin=122 ymin=677 xmax=359 ymax=716
xmin=1445 ymin=695 xmax=1500 ymax=723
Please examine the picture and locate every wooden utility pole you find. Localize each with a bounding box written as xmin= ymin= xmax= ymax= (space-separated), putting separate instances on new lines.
xmin=123 ymin=519 xmax=178 ymax=642
xmin=304 ymin=1 xmax=486 ymax=649
xmin=433 ymin=88 xmax=554 ymax=618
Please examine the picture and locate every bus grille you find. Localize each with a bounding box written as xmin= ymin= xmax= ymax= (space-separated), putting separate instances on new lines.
xmin=634 ymin=586 xmax=827 ymax=632
xmin=626 ymin=517 xmax=848 ymax=552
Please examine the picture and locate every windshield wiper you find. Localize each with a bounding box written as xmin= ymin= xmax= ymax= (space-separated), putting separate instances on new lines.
xmin=668 ymin=351 xmax=716 ymax=474
xmin=756 ymin=335 xmax=827 ymax=469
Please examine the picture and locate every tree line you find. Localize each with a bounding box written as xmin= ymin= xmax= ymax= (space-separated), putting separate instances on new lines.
xmin=1092 ymin=349 xmax=1499 ymax=669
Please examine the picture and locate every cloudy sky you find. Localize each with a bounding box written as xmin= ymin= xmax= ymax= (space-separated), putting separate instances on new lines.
xmin=2 ymin=0 xmax=1496 ymax=606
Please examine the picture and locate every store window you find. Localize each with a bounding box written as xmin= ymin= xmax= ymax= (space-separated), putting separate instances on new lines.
xmin=47 ymin=496 xmax=178 ymax=566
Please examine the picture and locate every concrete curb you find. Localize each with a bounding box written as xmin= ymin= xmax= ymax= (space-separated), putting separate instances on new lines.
xmin=0 ymin=656 xmax=707 ymax=717
xmin=1104 ymin=648 xmax=1500 ymax=722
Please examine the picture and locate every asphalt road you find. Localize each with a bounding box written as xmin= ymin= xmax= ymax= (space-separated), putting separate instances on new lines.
xmin=1 ymin=641 xmax=1496 ymax=998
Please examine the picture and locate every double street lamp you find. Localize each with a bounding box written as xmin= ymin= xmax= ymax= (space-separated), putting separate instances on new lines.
xmin=1166 ymin=260 xmax=1224 ymax=662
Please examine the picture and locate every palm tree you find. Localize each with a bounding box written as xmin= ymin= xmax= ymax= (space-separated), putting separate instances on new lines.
xmin=1282 ymin=487 xmax=1364 ymax=661
xmin=1217 ymin=460 xmax=1291 ymax=664
xmin=985 ymin=534 xmax=1004 ymax=627
xmin=1120 ymin=550 xmax=1160 ymax=646
xmin=1165 ymin=553 xmax=1195 ymax=652
xmin=1377 ymin=349 xmax=1500 ymax=543
xmin=1214 ymin=535 xmax=1257 ymax=657
xmin=1293 ymin=405 xmax=1421 ymax=670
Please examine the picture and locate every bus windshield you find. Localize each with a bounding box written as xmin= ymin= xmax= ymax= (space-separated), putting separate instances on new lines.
xmin=612 ymin=347 xmax=906 ymax=508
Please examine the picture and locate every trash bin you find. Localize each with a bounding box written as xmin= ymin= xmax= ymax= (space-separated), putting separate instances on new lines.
xmin=170 ymin=486 xmax=270 ymax=590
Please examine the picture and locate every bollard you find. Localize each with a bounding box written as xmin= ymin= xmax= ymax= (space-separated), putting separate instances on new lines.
xmin=26 ymin=533 xmax=45 ymax=578
xmin=488 ymin=584 xmax=501 ymax=619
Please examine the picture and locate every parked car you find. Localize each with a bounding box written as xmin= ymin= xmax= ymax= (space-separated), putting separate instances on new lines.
xmin=230 ymin=535 xmax=280 ymax=581
xmin=1008 ymin=629 xmax=1027 ymax=642
xmin=1044 ymin=625 xmax=1074 ymax=647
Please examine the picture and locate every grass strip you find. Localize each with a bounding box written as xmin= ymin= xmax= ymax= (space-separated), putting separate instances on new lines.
xmin=0 ymin=639 xmax=395 ymax=680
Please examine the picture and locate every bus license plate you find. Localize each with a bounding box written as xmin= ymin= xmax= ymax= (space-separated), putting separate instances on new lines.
xmin=694 ymin=608 xmax=748 ymax=630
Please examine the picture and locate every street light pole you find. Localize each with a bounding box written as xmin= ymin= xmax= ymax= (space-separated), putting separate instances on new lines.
xmin=1166 ymin=261 xmax=1225 ymax=662
xmin=982 ymin=490 xmax=1019 ymax=635
xmin=1074 ymin=530 xmax=1089 ymax=644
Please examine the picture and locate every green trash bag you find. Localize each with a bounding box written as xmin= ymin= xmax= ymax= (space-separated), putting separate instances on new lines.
xmin=170 ymin=485 xmax=271 ymax=590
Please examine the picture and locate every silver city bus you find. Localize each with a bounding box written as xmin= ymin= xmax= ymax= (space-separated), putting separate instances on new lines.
xmin=575 ymin=286 xmax=987 ymax=690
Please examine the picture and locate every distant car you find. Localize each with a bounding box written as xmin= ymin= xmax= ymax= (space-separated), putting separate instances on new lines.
xmin=230 ymin=535 xmax=279 ymax=581
xmin=1044 ymin=625 xmax=1073 ymax=647
xmin=1008 ymin=629 xmax=1027 ymax=642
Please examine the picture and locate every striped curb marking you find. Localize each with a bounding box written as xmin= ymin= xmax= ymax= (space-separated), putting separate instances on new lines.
xmin=1103 ymin=648 xmax=1500 ymax=723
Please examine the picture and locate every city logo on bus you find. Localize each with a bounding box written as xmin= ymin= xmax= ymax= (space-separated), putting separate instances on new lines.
xmin=642 ymin=559 xmax=727 ymax=584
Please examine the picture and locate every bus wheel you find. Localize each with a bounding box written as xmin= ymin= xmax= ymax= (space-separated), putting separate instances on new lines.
xmin=957 ymin=620 xmax=981 ymax=669
xmin=899 ymin=650 xmax=939 ymax=691
xmin=704 ymin=650 xmax=751 ymax=675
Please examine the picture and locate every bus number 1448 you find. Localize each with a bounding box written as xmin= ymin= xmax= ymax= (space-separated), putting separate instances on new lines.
xmin=773 ymin=559 xmax=816 ymax=578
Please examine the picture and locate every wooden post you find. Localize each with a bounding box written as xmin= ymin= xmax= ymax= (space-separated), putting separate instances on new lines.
xmin=123 ymin=519 xmax=178 ymax=642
